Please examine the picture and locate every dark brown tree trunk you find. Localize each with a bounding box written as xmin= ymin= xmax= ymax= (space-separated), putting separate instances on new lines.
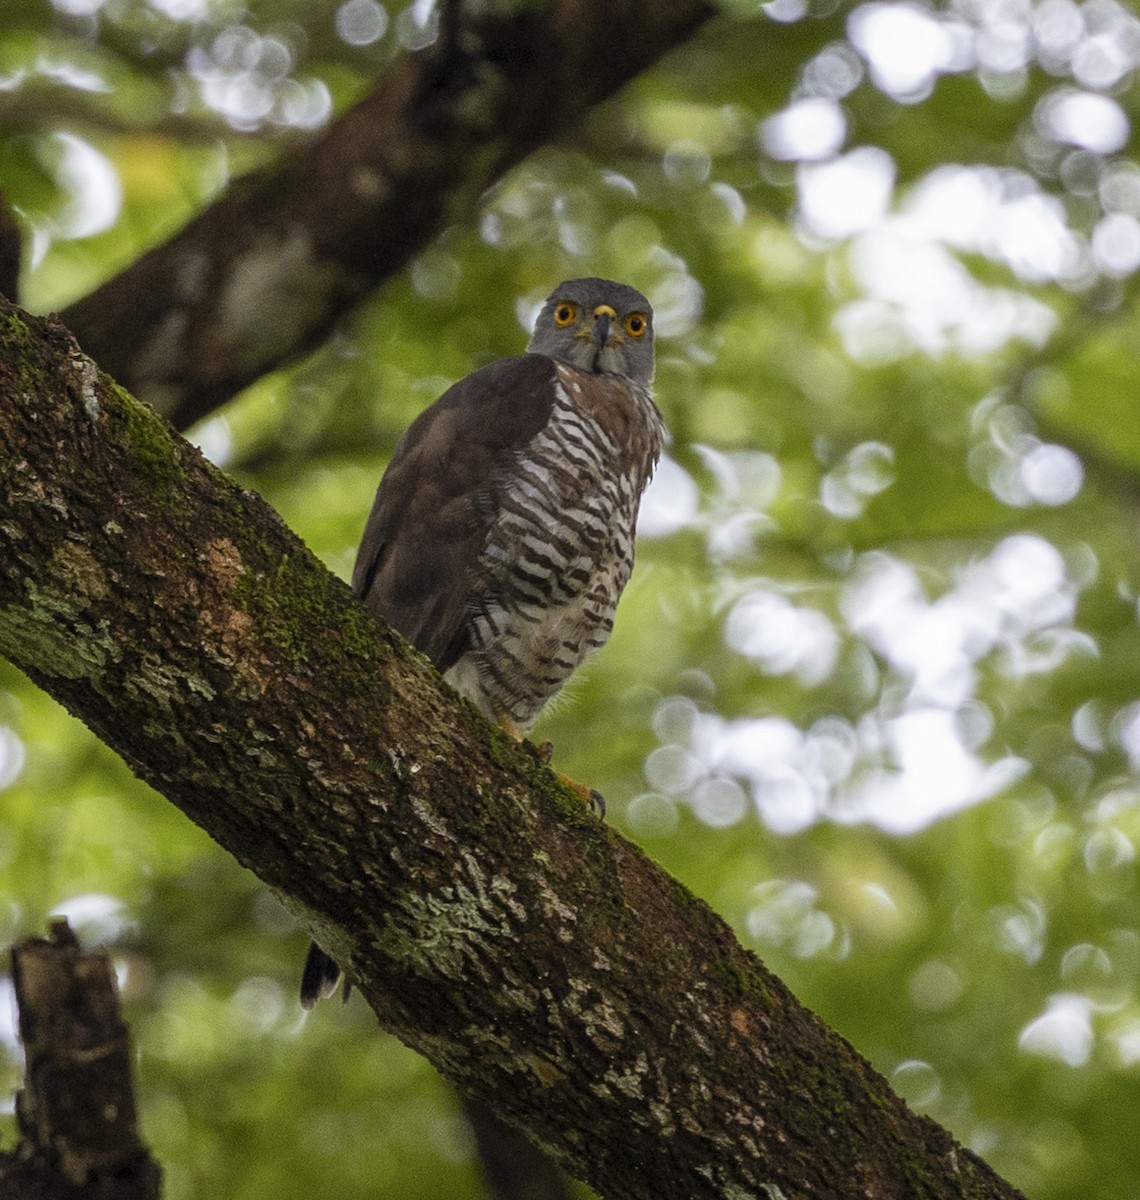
xmin=0 ymin=300 xmax=1029 ymax=1199
xmin=0 ymin=921 xmax=162 ymax=1200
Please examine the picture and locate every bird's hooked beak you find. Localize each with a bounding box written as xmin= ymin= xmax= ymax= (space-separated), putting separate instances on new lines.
xmin=591 ymin=303 xmax=618 ymax=347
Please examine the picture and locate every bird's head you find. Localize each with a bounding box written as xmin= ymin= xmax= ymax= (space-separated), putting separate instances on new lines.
xmin=527 ymin=278 xmax=654 ymax=385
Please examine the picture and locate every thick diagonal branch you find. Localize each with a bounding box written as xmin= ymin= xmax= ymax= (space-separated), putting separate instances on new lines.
xmin=60 ymin=0 xmax=715 ymax=432
xmin=0 ymin=300 xmax=1027 ymax=1199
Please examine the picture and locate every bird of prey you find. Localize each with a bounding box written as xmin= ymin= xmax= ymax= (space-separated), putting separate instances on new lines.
xmin=301 ymin=277 xmax=663 ymax=1007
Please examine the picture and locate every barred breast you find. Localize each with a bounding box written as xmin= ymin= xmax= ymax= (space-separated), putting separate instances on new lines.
xmin=444 ymin=363 xmax=662 ymax=732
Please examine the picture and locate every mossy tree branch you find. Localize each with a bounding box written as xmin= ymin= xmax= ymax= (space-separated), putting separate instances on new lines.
xmin=0 ymin=300 xmax=1028 ymax=1198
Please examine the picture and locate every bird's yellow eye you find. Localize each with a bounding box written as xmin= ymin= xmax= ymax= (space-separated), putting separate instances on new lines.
xmin=624 ymin=312 xmax=648 ymax=338
xmin=553 ymin=302 xmax=577 ymax=327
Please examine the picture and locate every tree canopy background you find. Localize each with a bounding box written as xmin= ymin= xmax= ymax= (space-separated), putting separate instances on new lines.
xmin=3 ymin=0 xmax=1140 ymax=1197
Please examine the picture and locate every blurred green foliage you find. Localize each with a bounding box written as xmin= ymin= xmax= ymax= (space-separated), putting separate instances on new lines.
xmin=5 ymin=1 xmax=1140 ymax=1197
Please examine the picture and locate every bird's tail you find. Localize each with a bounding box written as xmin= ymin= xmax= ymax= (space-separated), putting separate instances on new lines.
xmin=299 ymin=941 xmax=347 ymax=1008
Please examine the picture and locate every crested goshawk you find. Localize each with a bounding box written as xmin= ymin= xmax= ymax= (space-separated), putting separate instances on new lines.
xmin=301 ymin=277 xmax=664 ymax=1007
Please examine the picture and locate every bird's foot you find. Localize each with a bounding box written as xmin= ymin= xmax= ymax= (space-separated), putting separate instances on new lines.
xmin=520 ymin=736 xmax=605 ymax=818
xmin=523 ymin=738 xmax=554 ymax=765
xmin=557 ymin=772 xmax=606 ymax=820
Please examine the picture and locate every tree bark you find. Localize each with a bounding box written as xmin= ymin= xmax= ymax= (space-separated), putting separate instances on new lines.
xmin=0 ymin=921 xmax=162 ymax=1200
xmin=0 ymin=300 xmax=1029 ymax=1199
xmin=59 ymin=0 xmax=715 ymax=432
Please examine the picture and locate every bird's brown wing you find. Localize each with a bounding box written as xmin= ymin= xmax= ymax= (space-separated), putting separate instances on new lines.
xmin=351 ymin=354 xmax=559 ymax=672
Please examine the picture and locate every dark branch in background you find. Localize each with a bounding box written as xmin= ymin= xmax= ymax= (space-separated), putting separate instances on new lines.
xmin=464 ymin=1097 xmax=573 ymax=1200
xmin=61 ymin=0 xmax=716 ymax=432
xmin=0 ymin=920 xmax=161 ymax=1200
xmin=0 ymin=191 xmax=21 ymax=302
xmin=0 ymin=302 xmax=1031 ymax=1199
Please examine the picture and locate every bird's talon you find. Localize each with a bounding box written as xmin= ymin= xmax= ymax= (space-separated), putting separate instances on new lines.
xmin=524 ymin=738 xmax=554 ymax=765
xmin=554 ymin=770 xmax=606 ymax=819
